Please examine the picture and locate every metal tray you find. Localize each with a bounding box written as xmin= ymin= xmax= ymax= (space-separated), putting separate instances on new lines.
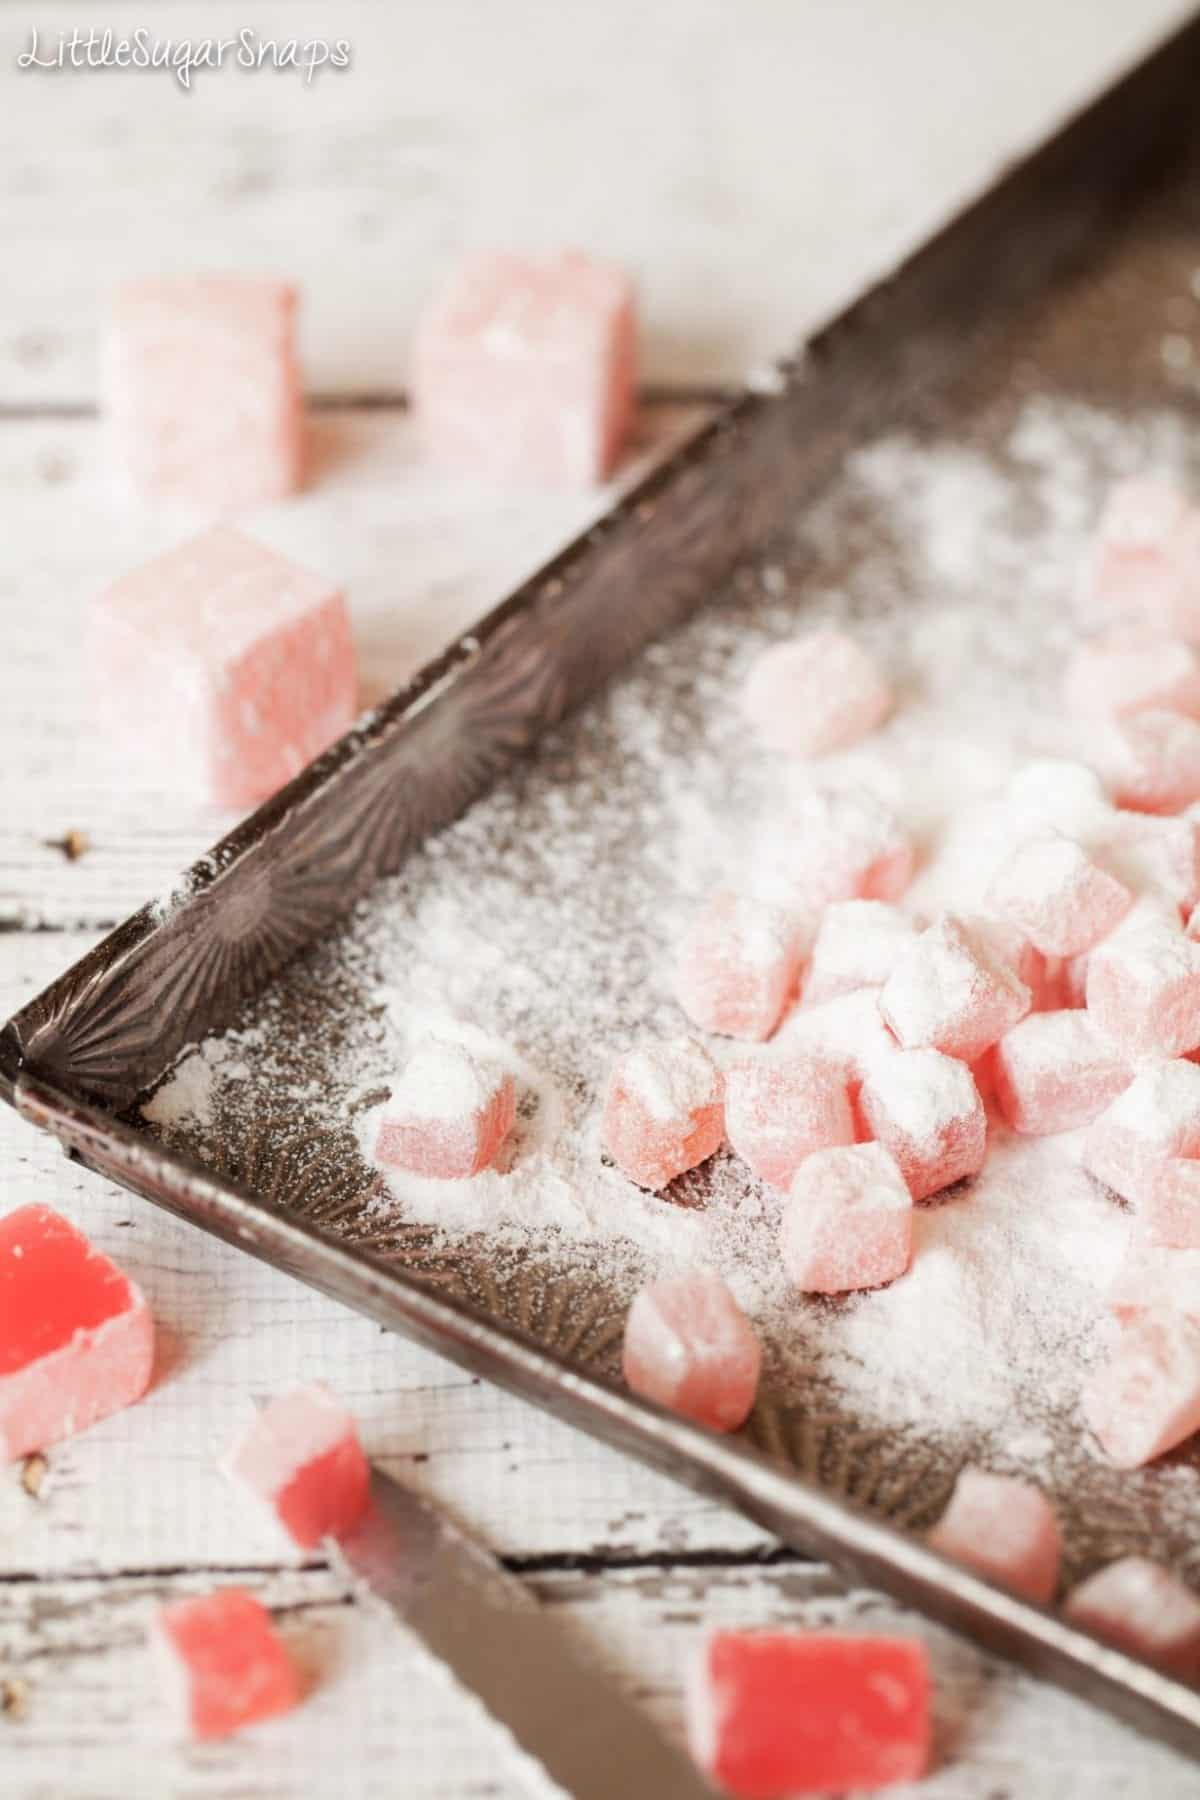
xmin=6 ymin=16 xmax=1200 ymax=1760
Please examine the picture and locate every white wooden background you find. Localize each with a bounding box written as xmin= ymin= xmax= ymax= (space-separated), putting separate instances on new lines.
xmin=2 ymin=5 xmax=1199 ymax=1795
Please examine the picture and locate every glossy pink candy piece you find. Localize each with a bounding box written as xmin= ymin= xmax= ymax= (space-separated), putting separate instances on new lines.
xmin=375 ymin=1039 xmax=516 ymax=1180
xmin=879 ymin=915 xmax=1031 ymax=1064
xmin=741 ymin=629 xmax=892 ymax=757
xmin=803 ymin=900 xmax=919 ymax=1005
xmin=928 ymin=1467 xmax=1061 ymax=1603
xmin=622 ymin=1269 xmax=760 ymax=1432
xmin=1086 ymin=921 xmax=1200 ymax=1060
xmin=674 ymin=890 xmax=805 ymax=1041
xmin=413 ymin=249 xmax=635 ymax=489
xmin=1138 ymin=1157 xmax=1200 ymax=1249
xmin=1084 ymin=1059 xmax=1200 ymax=1204
xmin=725 ymin=1055 xmax=854 ymax=1190
xmin=986 ymin=835 xmax=1131 ymax=957
xmin=1065 ymin=1557 xmax=1200 ymax=1679
xmin=106 ymin=277 xmax=302 ymax=510
xmin=858 ymin=1047 xmax=986 ymax=1201
xmin=602 ymin=1038 xmax=724 ymax=1191
xmin=1078 ymin=480 xmax=1191 ymax=624
xmin=1064 ymin=631 xmax=1200 ymax=720
xmin=0 ymin=1205 xmax=154 ymax=1462
xmin=1082 ymin=1312 xmax=1200 ymax=1468
xmin=1092 ymin=710 xmax=1200 ymax=814
xmin=151 ymin=1588 xmax=299 ymax=1740
xmin=992 ymin=1010 xmax=1131 ymax=1137
xmin=781 ymin=1142 xmax=912 ymax=1294
xmin=222 ymin=1383 xmax=370 ymax=1550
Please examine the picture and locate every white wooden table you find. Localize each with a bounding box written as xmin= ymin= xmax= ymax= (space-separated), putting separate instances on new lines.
xmin=2 ymin=6 xmax=1198 ymax=1793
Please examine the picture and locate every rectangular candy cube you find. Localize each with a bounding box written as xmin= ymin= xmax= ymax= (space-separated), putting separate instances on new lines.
xmin=1064 ymin=1557 xmax=1200 ymax=1679
xmin=1090 ymin=710 xmax=1200 ymax=814
xmin=150 ymin=1588 xmax=299 ymax=1740
xmin=674 ymin=890 xmax=806 ymax=1041
xmin=879 ymin=915 xmax=1031 ymax=1064
xmin=858 ymin=1047 xmax=986 ymax=1200
xmin=222 ymin=1383 xmax=370 ymax=1550
xmin=725 ymin=1055 xmax=854 ymax=1190
xmin=106 ymin=277 xmax=302 ymax=510
xmin=685 ymin=1630 xmax=929 ymax=1797
xmin=753 ymin=787 xmax=913 ymax=911
xmin=928 ymin=1467 xmax=1061 ymax=1603
xmin=1101 ymin=811 xmax=1200 ymax=914
xmin=1086 ymin=920 xmax=1200 ymax=1059
xmin=1084 ymin=1059 xmax=1200 ymax=1203
xmin=776 ymin=988 xmax=900 ymax=1092
xmin=0 ymin=1205 xmax=154 ymax=1462
xmin=803 ymin=900 xmax=919 ymax=1005
xmin=1082 ymin=1312 xmax=1200 ymax=1468
xmin=781 ymin=1143 xmax=912 ymax=1294
xmin=89 ymin=527 xmax=357 ymax=809
xmin=741 ymin=630 xmax=892 ymax=757
xmin=622 ymin=1269 xmax=760 ymax=1433
xmin=986 ymin=835 xmax=1131 ymax=956
xmin=1107 ymin=1246 xmax=1200 ymax=1324
xmin=991 ymin=1011 xmax=1131 ymax=1136
xmin=413 ymin=249 xmax=635 ymax=488
xmin=374 ymin=1038 xmax=516 ymax=1180
xmin=1137 ymin=1157 xmax=1200 ymax=1249
xmin=602 ymin=1038 xmax=725 ymax=1191
xmin=1064 ymin=632 xmax=1200 ymax=720
xmin=1077 ymin=480 xmax=1191 ymax=624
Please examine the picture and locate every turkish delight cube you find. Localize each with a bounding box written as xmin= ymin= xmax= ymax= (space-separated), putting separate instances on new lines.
xmin=928 ymin=1467 xmax=1061 ymax=1603
xmin=986 ymin=835 xmax=1131 ymax=956
xmin=992 ymin=1011 xmax=1131 ymax=1137
xmin=375 ymin=1038 xmax=516 ymax=1180
xmin=741 ymin=629 xmax=892 ymax=757
xmin=222 ymin=1383 xmax=370 ymax=1550
xmin=781 ymin=1142 xmax=913 ymax=1294
xmin=1082 ymin=1312 xmax=1200 ymax=1468
xmin=602 ymin=1038 xmax=724 ymax=1191
xmin=753 ymin=786 xmax=913 ymax=911
xmin=1107 ymin=1245 xmax=1200 ymax=1325
xmin=774 ymin=988 xmax=900 ymax=1093
xmin=725 ymin=1055 xmax=854 ymax=1190
xmin=858 ymin=1047 xmax=986 ymax=1200
xmin=674 ymin=890 xmax=805 ymax=1041
xmin=803 ymin=900 xmax=920 ymax=1005
xmin=879 ymin=915 xmax=1031 ymax=1064
xmin=622 ymin=1268 xmax=761 ymax=1432
xmin=1084 ymin=1058 xmax=1200 ymax=1203
xmin=150 ymin=1588 xmax=299 ymax=1740
xmin=1100 ymin=811 xmax=1200 ymax=913
xmin=1090 ymin=710 xmax=1200 ymax=814
xmin=1137 ymin=1157 xmax=1200 ymax=1250
xmin=1064 ymin=1557 xmax=1200 ymax=1679
xmin=1086 ymin=920 xmax=1200 ymax=1059
xmin=1064 ymin=632 xmax=1200 ymax=720
xmin=1077 ymin=480 xmax=1190 ymax=624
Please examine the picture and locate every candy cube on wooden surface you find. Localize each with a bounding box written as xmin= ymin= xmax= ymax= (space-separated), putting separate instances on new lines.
xmin=413 ymin=249 xmax=635 ymax=489
xmin=740 ymin=630 xmax=892 ymax=757
xmin=725 ymin=1055 xmax=854 ymax=1190
xmin=1086 ymin=921 xmax=1200 ymax=1059
xmin=150 ymin=1588 xmax=299 ymax=1741
xmin=803 ymin=900 xmax=920 ymax=1005
xmin=222 ymin=1383 xmax=370 ymax=1550
xmin=992 ymin=1011 xmax=1131 ymax=1137
xmin=1091 ymin=710 xmax=1200 ymax=814
xmin=1107 ymin=1245 xmax=1200 ymax=1324
xmin=928 ymin=1467 xmax=1061 ymax=1603
xmin=0 ymin=1205 xmax=154 ymax=1463
xmin=1084 ymin=1059 xmax=1200 ymax=1203
xmin=1064 ymin=632 xmax=1200 ymax=720
xmin=106 ymin=277 xmax=302 ymax=510
xmin=1078 ymin=480 xmax=1191 ymax=624
xmin=674 ymin=890 xmax=805 ymax=1041
xmin=858 ymin=1047 xmax=986 ymax=1200
xmin=754 ymin=787 xmax=913 ymax=910
xmin=602 ymin=1038 xmax=724 ymax=1191
xmin=622 ymin=1269 xmax=760 ymax=1432
xmin=1064 ymin=1557 xmax=1200 ymax=1679
xmin=89 ymin=527 xmax=357 ymax=809
xmin=375 ymin=1038 xmax=516 ymax=1180
xmin=879 ymin=915 xmax=1031 ymax=1064
xmin=986 ymin=835 xmax=1131 ymax=956
xmin=1082 ymin=1312 xmax=1200 ymax=1468
xmin=685 ymin=1630 xmax=930 ymax=1797
xmin=781 ymin=1143 xmax=912 ymax=1294
xmin=1138 ymin=1157 xmax=1200 ymax=1250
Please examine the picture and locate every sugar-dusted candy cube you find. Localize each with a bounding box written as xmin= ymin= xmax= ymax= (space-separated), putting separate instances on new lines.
xmin=781 ymin=1143 xmax=912 ymax=1294
xmin=1004 ymin=759 xmax=1113 ymax=838
xmin=685 ymin=1630 xmax=930 ymax=1797
xmin=725 ymin=1055 xmax=854 ymax=1190
xmin=222 ymin=1383 xmax=370 ymax=1550
xmin=741 ymin=630 xmax=892 ymax=758
xmin=1101 ymin=811 xmax=1200 ymax=913
xmin=858 ymin=1048 xmax=985 ymax=1200
xmin=1086 ymin=919 xmax=1200 ymax=1058
xmin=375 ymin=1038 xmax=515 ymax=1180
xmin=106 ymin=277 xmax=302 ymax=509
xmin=1084 ymin=1058 xmax=1200 ymax=1203
xmin=89 ymin=527 xmax=357 ymax=809
xmin=1107 ymin=1245 xmax=1200 ymax=1324
xmin=1090 ymin=710 xmax=1200 ymax=814
xmin=0 ymin=1205 xmax=154 ymax=1462
xmin=992 ymin=1011 xmax=1131 ymax=1137
xmin=928 ymin=1467 xmax=1061 ymax=1603
xmin=413 ymin=249 xmax=635 ymax=489
xmin=803 ymin=900 xmax=920 ymax=1005
xmin=1082 ymin=1311 xmax=1200 ymax=1467
xmin=968 ymin=917 xmax=1055 ymax=1012
xmin=1138 ymin=1157 xmax=1200 ymax=1249
xmin=622 ymin=1269 xmax=760 ymax=1432
xmin=754 ymin=786 xmax=913 ymax=910
xmin=1078 ymin=480 xmax=1191 ymax=623
xmin=1064 ymin=632 xmax=1200 ymax=720
xmin=602 ymin=1038 xmax=724 ymax=1191
xmin=986 ymin=835 xmax=1131 ymax=957
xmin=775 ymin=987 xmax=899 ymax=1092
xmin=674 ymin=890 xmax=805 ymax=1041
xmin=879 ymin=915 xmax=1031 ymax=1064
xmin=151 ymin=1588 xmax=299 ymax=1740
xmin=1064 ymin=1557 xmax=1200 ymax=1678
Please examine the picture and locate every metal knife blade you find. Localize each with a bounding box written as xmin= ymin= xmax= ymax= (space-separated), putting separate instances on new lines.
xmin=330 ymin=1469 xmax=713 ymax=1799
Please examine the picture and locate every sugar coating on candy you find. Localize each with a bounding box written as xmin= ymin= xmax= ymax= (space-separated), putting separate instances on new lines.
xmin=928 ymin=1467 xmax=1061 ymax=1603
xmin=970 ymin=916 xmax=1059 ymax=1013
xmin=775 ymin=987 xmax=899 ymax=1091
xmin=674 ymin=890 xmax=805 ymax=1041
xmin=1137 ymin=1158 xmax=1200 ymax=1250
xmin=1100 ymin=811 xmax=1200 ymax=914
xmin=725 ymin=1056 xmax=854 ymax=1190
xmin=89 ymin=527 xmax=357 ymax=810
xmin=622 ymin=1268 xmax=761 ymax=1432
xmin=412 ymin=249 xmax=635 ymax=489
xmin=1082 ymin=1311 xmax=1200 ymax=1468
xmin=685 ymin=1630 xmax=930 ymax=1797
xmin=740 ymin=630 xmax=892 ymax=757
xmin=992 ymin=1011 xmax=1131 ymax=1137
xmin=1003 ymin=759 xmax=1113 ymax=839
xmin=1063 ymin=632 xmax=1200 ymax=721
xmin=150 ymin=1588 xmax=299 ymax=1741
xmin=1107 ymin=1245 xmax=1200 ymax=1324
xmin=221 ymin=1383 xmax=370 ymax=1550
xmin=986 ymin=835 xmax=1131 ymax=957
xmin=1064 ymin=1557 xmax=1200 ymax=1679
xmin=105 ymin=278 xmax=302 ymax=510
xmin=753 ymin=786 xmax=913 ymax=911
xmin=803 ymin=900 xmax=920 ymax=1005
xmin=781 ymin=1143 xmax=912 ymax=1294
xmin=1090 ymin=710 xmax=1200 ymax=814
xmin=1078 ymin=480 xmax=1191 ymax=624
xmin=879 ymin=915 xmax=1031 ymax=1064
xmin=602 ymin=1038 xmax=724 ymax=1191
xmin=1086 ymin=920 xmax=1200 ymax=1059
xmin=0 ymin=1205 xmax=154 ymax=1463
xmin=858 ymin=1048 xmax=986 ymax=1201
xmin=1084 ymin=1058 xmax=1200 ymax=1203
xmin=375 ymin=1038 xmax=516 ymax=1180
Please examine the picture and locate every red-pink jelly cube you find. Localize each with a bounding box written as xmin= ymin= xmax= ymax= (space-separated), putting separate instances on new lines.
xmin=674 ymin=890 xmax=805 ymax=1041
xmin=1082 ymin=1312 xmax=1200 ymax=1468
xmin=0 ymin=1205 xmax=154 ymax=1462
xmin=106 ymin=278 xmax=302 ymax=510
xmin=151 ymin=1588 xmax=299 ymax=1740
xmin=1086 ymin=921 xmax=1200 ymax=1060
xmin=1078 ymin=480 xmax=1191 ymax=623
xmin=803 ymin=900 xmax=919 ymax=1005
xmin=89 ymin=527 xmax=356 ymax=809
xmin=858 ymin=1047 xmax=986 ymax=1200
xmin=413 ymin=249 xmax=635 ymax=489
xmin=1064 ymin=1557 xmax=1200 ymax=1679
xmin=622 ymin=1269 xmax=760 ymax=1432
xmin=725 ymin=1055 xmax=854 ymax=1190
xmin=1092 ymin=710 xmax=1200 ymax=814
xmin=741 ymin=630 xmax=892 ymax=757
xmin=992 ymin=1010 xmax=1131 ymax=1136
xmin=879 ymin=915 xmax=1031 ymax=1064
xmin=987 ymin=835 xmax=1131 ymax=956
xmin=375 ymin=1038 xmax=516 ymax=1180
xmin=781 ymin=1143 xmax=912 ymax=1294
xmin=685 ymin=1630 xmax=930 ymax=1797
xmin=928 ymin=1467 xmax=1061 ymax=1603
xmin=222 ymin=1383 xmax=370 ymax=1550
xmin=1138 ymin=1157 xmax=1200 ymax=1249
xmin=1064 ymin=632 xmax=1200 ymax=720
xmin=602 ymin=1038 xmax=724 ymax=1191
xmin=776 ymin=988 xmax=900 ymax=1093
xmin=1107 ymin=1245 xmax=1200 ymax=1324
xmin=1084 ymin=1059 xmax=1200 ymax=1203
xmin=756 ymin=787 xmax=913 ymax=911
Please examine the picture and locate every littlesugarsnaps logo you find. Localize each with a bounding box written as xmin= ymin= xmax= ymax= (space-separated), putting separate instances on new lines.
xmin=16 ymin=26 xmax=352 ymax=88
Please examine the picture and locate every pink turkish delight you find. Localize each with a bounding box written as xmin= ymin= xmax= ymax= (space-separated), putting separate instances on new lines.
xmin=741 ymin=630 xmax=892 ymax=757
xmin=602 ymin=1038 xmax=724 ymax=1191
xmin=413 ymin=249 xmax=635 ymax=488
xmin=1084 ymin=1059 xmax=1200 ymax=1203
xmin=992 ymin=1011 xmax=1131 ymax=1137
xmin=1004 ymin=759 xmax=1113 ymax=838
xmin=803 ymin=900 xmax=920 ymax=1005
xmin=928 ymin=1467 xmax=1061 ymax=1603
xmin=1138 ymin=1157 xmax=1200 ymax=1250
xmin=685 ymin=1630 xmax=930 ymax=1797
xmin=1101 ymin=811 xmax=1200 ymax=914
xmin=1107 ymin=1245 xmax=1200 ymax=1324
xmin=674 ymin=890 xmax=805 ymax=1041
xmin=1091 ymin=710 xmax=1200 ymax=814
xmin=622 ymin=1268 xmax=760 ymax=1432
xmin=879 ymin=915 xmax=1031 ymax=1064
xmin=1078 ymin=480 xmax=1191 ymax=623
xmin=1086 ymin=920 xmax=1200 ymax=1059
xmin=0 ymin=1205 xmax=154 ymax=1462
xmin=725 ymin=1055 xmax=854 ymax=1190
xmin=1064 ymin=1557 xmax=1200 ymax=1678
xmin=781 ymin=1143 xmax=913 ymax=1294
xmin=222 ymin=1383 xmax=370 ymax=1550
xmin=776 ymin=988 xmax=900 ymax=1093
xmin=755 ymin=787 xmax=913 ymax=911
xmin=151 ymin=1588 xmax=299 ymax=1740
xmin=1064 ymin=632 xmax=1200 ymax=720
xmin=106 ymin=277 xmax=302 ymax=510
xmin=375 ymin=1038 xmax=515 ymax=1180
xmin=858 ymin=1048 xmax=986 ymax=1200
xmin=1082 ymin=1311 xmax=1200 ymax=1467
xmin=986 ymin=835 xmax=1131 ymax=956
